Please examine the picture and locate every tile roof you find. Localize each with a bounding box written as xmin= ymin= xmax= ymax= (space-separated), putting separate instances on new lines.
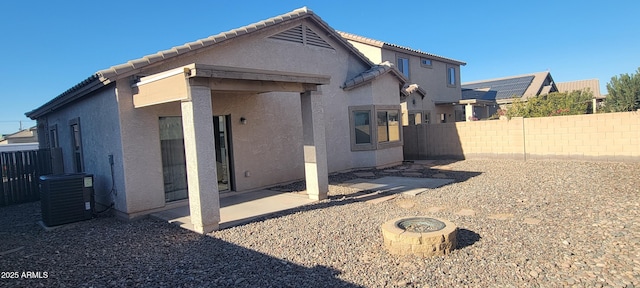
xmin=337 ymin=31 xmax=466 ymax=66
xmin=343 ymin=61 xmax=396 ymax=90
xmin=402 ymin=83 xmax=427 ymax=97
xmin=343 ymin=61 xmax=426 ymax=97
xmin=27 ymin=7 xmax=379 ymax=119
xmin=98 ymin=7 xmax=330 ymax=81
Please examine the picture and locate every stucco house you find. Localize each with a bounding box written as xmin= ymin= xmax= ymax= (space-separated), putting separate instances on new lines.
xmin=339 ymin=32 xmax=467 ymax=125
xmin=26 ymin=7 xmax=461 ymax=233
xmin=0 ymin=126 xmax=38 ymax=145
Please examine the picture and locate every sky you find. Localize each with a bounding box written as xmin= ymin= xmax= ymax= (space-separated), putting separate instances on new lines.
xmin=1 ymin=0 xmax=639 ymax=135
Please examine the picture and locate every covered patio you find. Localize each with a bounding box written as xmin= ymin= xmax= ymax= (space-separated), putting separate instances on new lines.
xmin=435 ymin=99 xmax=497 ymax=121
xmin=132 ymin=63 xmax=331 ymax=233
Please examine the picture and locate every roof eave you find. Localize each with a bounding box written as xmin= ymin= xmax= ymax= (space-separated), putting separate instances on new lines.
xmin=25 ymin=75 xmax=110 ymax=119
xmin=383 ymin=44 xmax=466 ymax=66
xmin=27 ymin=7 xmax=379 ymax=119
xmin=97 ymin=7 xmax=375 ymax=83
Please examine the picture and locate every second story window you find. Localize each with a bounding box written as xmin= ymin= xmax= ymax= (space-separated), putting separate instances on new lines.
xmin=397 ymin=57 xmax=409 ymax=78
xmin=447 ymin=66 xmax=456 ymax=86
xmin=421 ymin=58 xmax=432 ymax=67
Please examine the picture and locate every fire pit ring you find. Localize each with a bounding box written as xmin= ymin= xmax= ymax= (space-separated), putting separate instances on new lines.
xmin=381 ymin=217 xmax=457 ymax=257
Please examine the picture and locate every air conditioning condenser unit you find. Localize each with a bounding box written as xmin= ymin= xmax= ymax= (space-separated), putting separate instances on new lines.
xmin=40 ymin=173 xmax=94 ymax=227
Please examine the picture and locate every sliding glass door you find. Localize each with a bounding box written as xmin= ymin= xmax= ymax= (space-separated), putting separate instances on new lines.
xmin=159 ymin=116 xmax=233 ymax=202
xmin=159 ymin=117 xmax=188 ymax=202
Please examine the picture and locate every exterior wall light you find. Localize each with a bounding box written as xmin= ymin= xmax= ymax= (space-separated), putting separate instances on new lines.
xmin=240 ymin=117 xmax=247 ymax=124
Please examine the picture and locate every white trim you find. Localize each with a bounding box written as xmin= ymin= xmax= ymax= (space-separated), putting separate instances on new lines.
xmin=0 ymin=143 xmax=39 ymax=153
xmin=132 ymin=67 xmax=186 ymax=88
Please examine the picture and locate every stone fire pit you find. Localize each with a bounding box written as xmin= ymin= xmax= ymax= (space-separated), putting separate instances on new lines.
xmin=381 ymin=217 xmax=457 ymax=257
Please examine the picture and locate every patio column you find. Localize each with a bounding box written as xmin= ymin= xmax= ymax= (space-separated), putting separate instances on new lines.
xmin=181 ymin=83 xmax=220 ymax=233
xmin=300 ymin=90 xmax=328 ymax=201
xmin=465 ymin=104 xmax=474 ymax=121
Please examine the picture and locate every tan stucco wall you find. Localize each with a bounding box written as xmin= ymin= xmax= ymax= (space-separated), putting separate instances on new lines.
xmin=380 ymin=49 xmax=461 ymax=103
xmin=411 ymin=111 xmax=640 ymax=161
xmin=211 ymin=92 xmax=305 ymax=192
xmin=347 ymin=42 xmax=382 ymax=64
xmin=344 ymin=39 xmax=462 ymax=107
xmin=111 ymin=19 xmax=405 ymax=215
xmin=37 ymin=85 xmax=127 ymax=211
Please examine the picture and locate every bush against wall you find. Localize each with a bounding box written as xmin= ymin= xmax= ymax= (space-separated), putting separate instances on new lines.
xmin=504 ymin=90 xmax=593 ymax=118
xmin=605 ymin=67 xmax=640 ymax=112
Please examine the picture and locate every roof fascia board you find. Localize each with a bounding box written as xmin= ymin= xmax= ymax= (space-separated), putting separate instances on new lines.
xmin=382 ymin=44 xmax=466 ymax=66
xmin=132 ymin=67 xmax=187 ymax=88
xmin=187 ymin=64 xmax=331 ymax=85
xmin=338 ymin=31 xmax=465 ymax=66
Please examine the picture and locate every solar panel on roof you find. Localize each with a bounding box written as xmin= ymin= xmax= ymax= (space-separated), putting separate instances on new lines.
xmin=462 ymin=76 xmax=534 ymax=100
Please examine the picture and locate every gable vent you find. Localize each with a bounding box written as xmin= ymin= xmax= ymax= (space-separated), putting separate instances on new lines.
xmin=305 ymin=27 xmax=333 ymax=49
xmin=269 ymin=24 xmax=335 ymax=50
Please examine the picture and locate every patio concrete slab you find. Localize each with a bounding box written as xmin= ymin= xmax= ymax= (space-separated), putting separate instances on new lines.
xmin=151 ymin=189 xmax=316 ymax=231
xmin=152 ymin=176 xmax=453 ymax=233
xmin=343 ymin=176 xmax=454 ymax=196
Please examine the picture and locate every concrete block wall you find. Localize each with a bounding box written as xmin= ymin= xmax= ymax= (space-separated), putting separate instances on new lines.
xmin=524 ymin=112 xmax=639 ymax=161
xmin=414 ymin=111 xmax=640 ymax=162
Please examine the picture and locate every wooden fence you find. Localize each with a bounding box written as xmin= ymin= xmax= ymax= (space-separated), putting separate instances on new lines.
xmin=0 ymin=149 xmax=52 ymax=207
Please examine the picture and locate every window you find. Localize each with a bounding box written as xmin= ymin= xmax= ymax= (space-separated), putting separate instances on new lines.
xmin=455 ymin=110 xmax=465 ymax=122
xmin=407 ymin=112 xmax=422 ymax=126
xmin=49 ymin=124 xmax=58 ymax=148
xmin=424 ymin=111 xmax=431 ymax=124
xmin=349 ymin=106 xmax=374 ymax=151
xmin=350 ymin=105 xmax=402 ymax=151
xmin=69 ymin=118 xmax=83 ymax=172
xmin=447 ymin=66 xmax=457 ymax=86
xmin=402 ymin=111 xmax=422 ymax=126
xmin=159 ymin=117 xmax=188 ymax=202
xmin=353 ymin=110 xmax=372 ymax=144
xmin=377 ymin=110 xmax=400 ymax=143
xmin=397 ymin=56 xmax=409 ymax=78
xmin=420 ymin=58 xmax=432 ymax=67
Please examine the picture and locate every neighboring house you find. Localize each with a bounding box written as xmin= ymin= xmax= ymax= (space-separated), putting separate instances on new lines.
xmin=0 ymin=126 xmax=38 ymax=145
xmin=0 ymin=126 xmax=39 ymax=152
xmin=556 ymin=79 xmax=604 ymax=113
xmin=25 ymin=7 xmax=429 ymax=233
xmin=338 ymin=32 xmax=467 ymax=124
xmin=461 ymin=71 xmax=558 ymax=119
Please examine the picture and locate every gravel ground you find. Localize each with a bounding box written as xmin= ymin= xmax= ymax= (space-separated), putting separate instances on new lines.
xmin=1 ymin=159 xmax=639 ymax=287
